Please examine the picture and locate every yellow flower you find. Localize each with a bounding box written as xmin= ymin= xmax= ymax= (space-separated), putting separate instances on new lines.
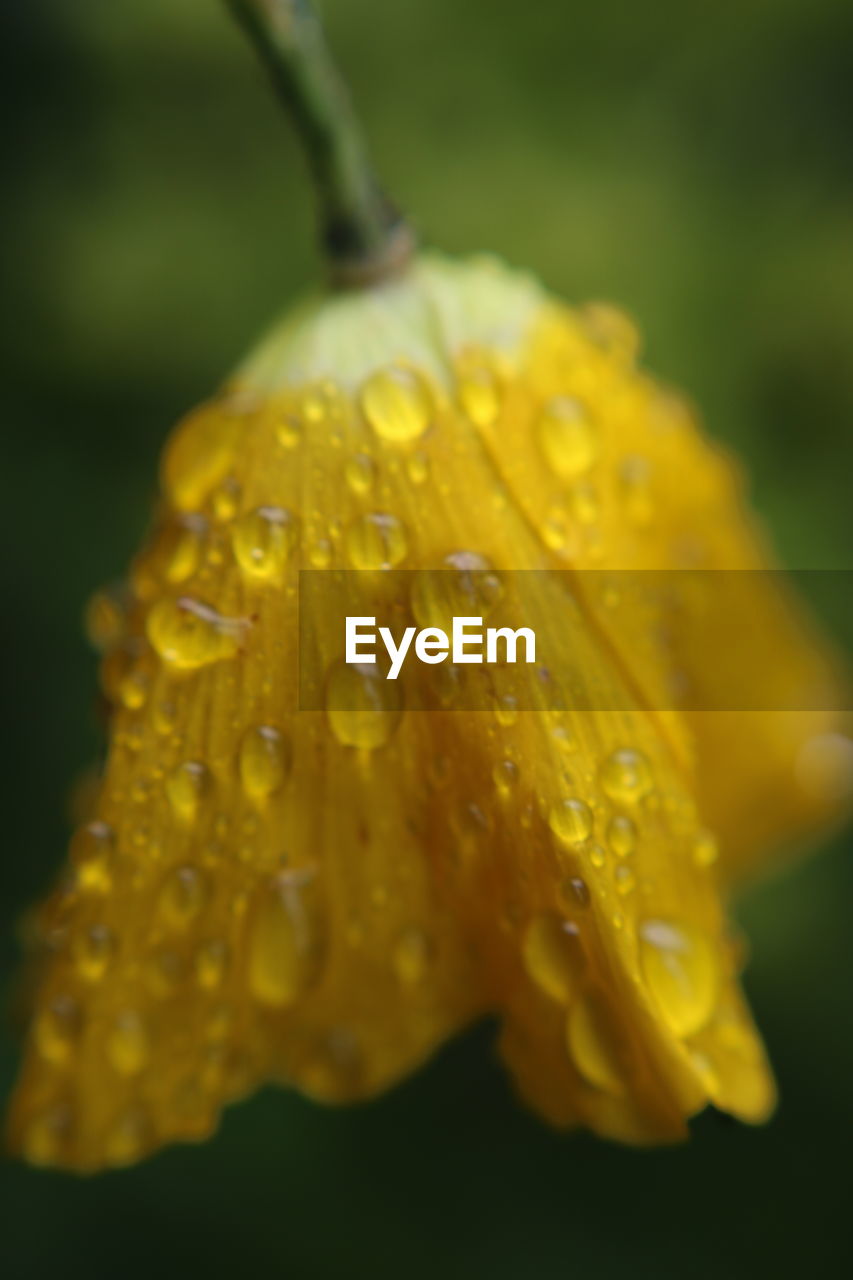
xmin=7 ymin=252 xmax=849 ymax=1170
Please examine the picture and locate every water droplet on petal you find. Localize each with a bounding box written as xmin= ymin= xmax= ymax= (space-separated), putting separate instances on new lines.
xmin=551 ymin=724 xmax=576 ymax=754
xmin=153 ymin=699 xmax=180 ymax=736
xmin=147 ymin=596 xmax=246 ymax=670
xmin=166 ymin=760 xmax=211 ymax=825
xmin=247 ymin=869 xmax=325 ymax=1007
xmin=541 ymin=510 xmax=574 ymax=553
xmin=537 ymin=397 xmax=598 ymax=477
xmin=345 ymin=512 xmax=408 ymax=569
xmin=411 ymin=551 xmax=502 ymax=632
xmin=639 ymin=919 xmax=718 ymax=1038
xmin=239 ymin=724 xmax=291 ymax=799
xmin=159 ymin=864 xmax=209 ymax=928
xmin=133 ymin=516 xmax=206 ymax=596
xmin=212 ymin=478 xmax=240 ymax=522
xmin=326 ymin=662 xmax=403 ymax=749
xmin=493 ymin=758 xmax=519 ymax=797
xmin=104 ymin=1105 xmax=152 ymax=1167
xmin=106 ymin=1010 xmax=150 ymax=1076
xmin=459 ymin=366 xmax=501 ymax=427
xmin=562 ymin=876 xmax=591 ymax=910
xmin=345 ymin=452 xmax=376 ymax=495
xmin=607 ymin=814 xmax=637 ymax=857
xmin=566 ymin=989 xmax=631 ymax=1096
xmin=599 ymin=748 xmax=653 ymax=805
xmin=494 ymin=692 xmax=519 ymax=727
xmin=34 ymin=995 xmax=82 ymax=1065
xmin=588 ymin=842 xmax=606 ymax=869
xmin=522 ymin=915 xmax=584 ymax=1004
xmin=231 ymin=506 xmax=297 ymax=580
xmin=361 ymin=367 xmax=431 ymax=443
xmin=406 ymin=451 xmax=429 ymax=485
xmin=309 ymin=538 xmax=333 ymax=568
xmin=619 ymin=456 xmax=654 ymax=526
xmin=614 ymin=864 xmax=635 ymax=895
xmin=276 ymin=413 xmax=301 ymax=448
xmin=72 ymin=924 xmax=115 ymax=982
xmin=548 ymin=797 xmax=593 ymax=845
xmin=163 ymin=407 xmax=238 ymax=511
xmin=117 ymin=665 xmax=151 ymax=711
xmin=195 ymin=939 xmax=229 ymax=989
xmin=70 ymin=820 xmax=115 ymax=892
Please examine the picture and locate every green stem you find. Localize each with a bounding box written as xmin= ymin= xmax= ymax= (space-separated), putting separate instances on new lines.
xmin=226 ymin=0 xmax=415 ymax=287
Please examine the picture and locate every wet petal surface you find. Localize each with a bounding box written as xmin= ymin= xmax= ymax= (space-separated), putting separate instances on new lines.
xmin=8 ymin=254 xmax=847 ymax=1169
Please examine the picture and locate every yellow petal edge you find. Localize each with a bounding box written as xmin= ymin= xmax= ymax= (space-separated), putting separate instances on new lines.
xmin=8 ymin=252 xmax=849 ymax=1170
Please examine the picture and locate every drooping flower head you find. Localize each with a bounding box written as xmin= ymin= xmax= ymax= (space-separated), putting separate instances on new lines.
xmin=7 ymin=3 xmax=849 ymax=1171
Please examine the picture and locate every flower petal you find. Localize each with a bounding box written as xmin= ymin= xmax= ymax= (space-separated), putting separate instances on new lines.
xmin=470 ymin=295 xmax=850 ymax=881
xmin=8 ymin=254 xmax=843 ymax=1167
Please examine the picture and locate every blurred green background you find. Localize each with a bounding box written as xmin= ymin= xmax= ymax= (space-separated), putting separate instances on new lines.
xmin=2 ymin=0 xmax=852 ymax=1275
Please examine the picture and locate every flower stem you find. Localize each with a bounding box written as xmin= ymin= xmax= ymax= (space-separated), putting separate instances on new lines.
xmin=226 ymin=0 xmax=415 ymax=288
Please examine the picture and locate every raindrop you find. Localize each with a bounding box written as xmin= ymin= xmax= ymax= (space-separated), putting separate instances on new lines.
xmin=522 ymin=914 xmax=584 ymax=1004
xmin=345 ymin=512 xmax=408 ymax=569
xmin=548 ymin=796 xmax=593 ymax=845
xmin=247 ymin=869 xmax=325 ymax=1007
xmin=147 ymin=596 xmax=246 ymax=670
xmin=231 ymin=506 xmax=297 ymax=580
xmin=326 ymin=661 xmax=403 ymax=749
xmin=599 ymin=748 xmax=653 ymax=805
xmin=239 ymin=725 xmax=291 ymax=799
xmin=638 ymin=918 xmax=718 ymax=1038
xmin=361 ymin=367 xmax=431 ymax=443
xmin=537 ymin=397 xmax=598 ymax=477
